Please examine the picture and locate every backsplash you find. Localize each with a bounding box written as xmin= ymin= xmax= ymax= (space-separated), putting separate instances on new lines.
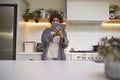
xmin=66 ymin=22 xmax=120 ymax=51
xmin=25 ymin=22 xmax=120 ymax=52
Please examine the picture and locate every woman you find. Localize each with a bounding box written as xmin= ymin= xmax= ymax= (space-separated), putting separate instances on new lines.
xmin=41 ymin=13 xmax=68 ymax=60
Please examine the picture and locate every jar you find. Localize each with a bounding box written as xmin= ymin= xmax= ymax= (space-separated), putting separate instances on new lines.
xmin=70 ymin=47 xmax=74 ymax=51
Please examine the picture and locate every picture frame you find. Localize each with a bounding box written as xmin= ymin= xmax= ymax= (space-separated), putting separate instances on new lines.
xmin=23 ymin=41 xmax=36 ymax=52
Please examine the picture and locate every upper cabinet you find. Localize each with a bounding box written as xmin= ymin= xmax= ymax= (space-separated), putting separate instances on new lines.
xmin=67 ymin=0 xmax=109 ymax=21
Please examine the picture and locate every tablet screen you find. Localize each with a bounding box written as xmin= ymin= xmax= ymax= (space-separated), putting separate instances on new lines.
xmin=51 ymin=22 xmax=66 ymax=31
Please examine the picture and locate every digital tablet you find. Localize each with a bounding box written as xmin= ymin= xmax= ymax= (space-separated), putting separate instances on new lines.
xmin=51 ymin=22 xmax=66 ymax=31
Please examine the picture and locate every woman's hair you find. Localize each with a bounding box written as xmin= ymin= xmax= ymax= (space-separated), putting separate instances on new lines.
xmin=49 ymin=13 xmax=63 ymax=23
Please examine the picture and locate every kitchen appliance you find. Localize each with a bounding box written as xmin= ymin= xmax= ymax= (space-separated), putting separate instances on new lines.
xmin=36 ymin=43 xmax=44 ymax=52
xmin=92 ymin=45 xmax=99 ymax=51
xmin=0 ymin=4 xmax=17 ymax=60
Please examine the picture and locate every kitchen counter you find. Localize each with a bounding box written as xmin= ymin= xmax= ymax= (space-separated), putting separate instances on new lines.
xmin=0 ymin=61 xmax=108 ymax=80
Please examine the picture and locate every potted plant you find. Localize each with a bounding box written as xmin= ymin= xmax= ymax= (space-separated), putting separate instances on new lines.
xmin=23 ymin=8 xmax=42 ymax=23
xmin=23 ymin=8 xmax=65 ymax=23
xmin=22 ymin=8 xmax=33 ymax=22
xmin=58 ymin=10 xmax=65 ymax=18
xmin=32 ymin=8 xmax=41 ymax=23
xmin=97 ymin=37 xmax=120 ymax=80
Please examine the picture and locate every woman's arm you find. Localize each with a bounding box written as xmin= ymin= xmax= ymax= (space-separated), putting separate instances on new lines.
xmin=60 ymin=31 xmax=69 ymax=49
xmin=54 ymin=29 xmax=69 ymax=48
xmin=41 ymin=28 xmax=53 ymax=44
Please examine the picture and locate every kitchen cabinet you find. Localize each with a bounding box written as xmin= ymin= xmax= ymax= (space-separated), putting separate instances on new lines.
xmin=67 ymin=0 xmax=109 ymax=21
xmin=16 ymin=52 xmax=42 ymax=60
xmin=66 ymin=52 xmax=104 ymax=61
xmin=16 ymin=52 xmax=73 ymax=60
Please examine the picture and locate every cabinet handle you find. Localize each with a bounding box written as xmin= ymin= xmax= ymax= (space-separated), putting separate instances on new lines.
xmin=29 ymin=59 xmax=34 ymax=61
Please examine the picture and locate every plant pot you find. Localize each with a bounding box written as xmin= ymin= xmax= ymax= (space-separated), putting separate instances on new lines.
xmin=34 ymin=19 xmax=39 ymax=23
xmin=24 ymin=18 xmax=29 ymax=22
xmin=104 ymin=55 xmax=120 ymax=80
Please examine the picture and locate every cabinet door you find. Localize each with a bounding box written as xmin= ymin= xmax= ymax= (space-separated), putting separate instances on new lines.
xmin=16 ymin=54 xmax=41 ymax=60
xmin=73 ymin=54 xmax=85 ymax=61
xmin=66 ymin=54 xmax=71 ymax=60
xmin=67 ymin=0 xmax=109 ymax=21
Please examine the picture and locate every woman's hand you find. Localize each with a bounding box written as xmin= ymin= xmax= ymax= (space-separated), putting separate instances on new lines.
xmin=54 ymin=28 xmax=64 ymax=40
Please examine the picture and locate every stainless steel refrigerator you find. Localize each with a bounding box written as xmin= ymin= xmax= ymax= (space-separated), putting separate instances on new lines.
xmin=0 ymin=4 xmax=17 ymax=60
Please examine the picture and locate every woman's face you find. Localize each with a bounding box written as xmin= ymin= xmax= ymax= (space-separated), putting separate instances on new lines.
xmin=52 ymin=18 xmax=59 ymax=23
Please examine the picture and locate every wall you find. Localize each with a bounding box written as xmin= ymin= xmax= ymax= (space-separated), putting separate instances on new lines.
xmin=67 ymin=0 xmax=109 ymax=20
xmin=28 ymin=0 xmax=66 ymax=12
xmin=66 ymin=23 xmax=120 ymax=51
xmin=18 ymin=0 xmax=120 ymax=52
xmin=25 ymin=23 xmax=50 ymax=42
xmin=16 ymin=0 xmax=29 ymax=52
xmin=0 ymin=0 xmax=18 ymax=3
xmin=25 ymin=22 xmax=120 ymax=52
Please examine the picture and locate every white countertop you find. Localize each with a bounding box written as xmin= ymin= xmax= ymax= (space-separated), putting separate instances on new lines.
xmin=0 ymin=61 xmax=108 ymax=80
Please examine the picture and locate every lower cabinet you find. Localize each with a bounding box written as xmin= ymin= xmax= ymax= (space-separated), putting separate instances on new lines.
xmin=68 ymin=53 xmax=104 ymax=61
xmin=16 ymin=52 xmax=42 ymax=60
xmin=16 ymin=52 xmax=104 ymax=61
xmin=66 ymin=53 xmax=72 ymax=60
xmin=72 ymin=54 xmax=85 ymax=61
xmin=16 ymin=52 xmax=72 ymax=60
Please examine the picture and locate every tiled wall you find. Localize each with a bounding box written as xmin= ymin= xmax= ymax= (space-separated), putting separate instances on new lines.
xmin=26 ymin=23 xmax=50 ymax=42
xmin=26 ymin=22 xmax=120 ymax=52
xmin=66 ymin=22 xmax=120 ymax=51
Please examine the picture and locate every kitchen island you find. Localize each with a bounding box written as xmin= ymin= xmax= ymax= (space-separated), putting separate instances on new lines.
xmin=0 ymin=61 xmax=108 ymax=80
